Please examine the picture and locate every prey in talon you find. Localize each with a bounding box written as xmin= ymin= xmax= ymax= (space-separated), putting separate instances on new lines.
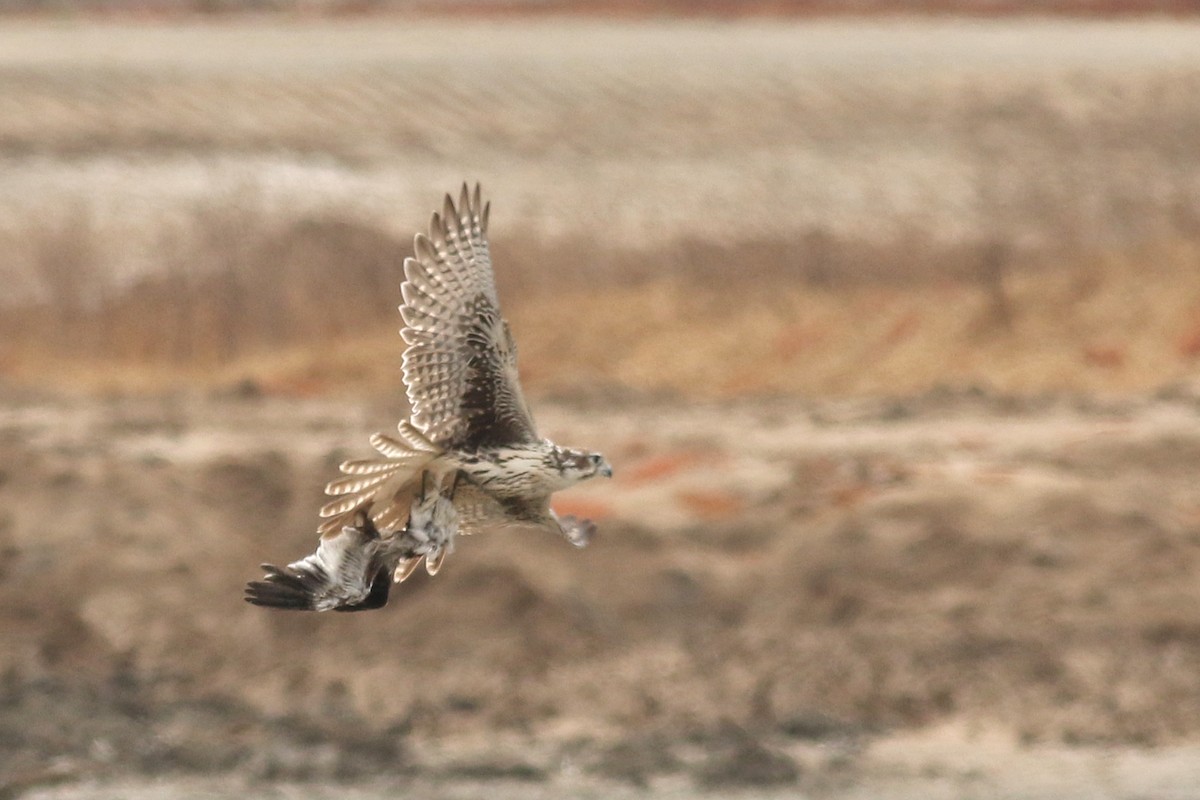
xmin=245 ymin=184 xmax=612 ymax=612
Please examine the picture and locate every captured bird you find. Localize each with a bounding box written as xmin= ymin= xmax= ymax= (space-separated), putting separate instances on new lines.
xmin=245 ymin=184 xmax=612 ymax=612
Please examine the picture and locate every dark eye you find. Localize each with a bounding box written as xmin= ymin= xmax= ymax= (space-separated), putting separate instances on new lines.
xmin=589 ymin=454 xmax=602 ymax=465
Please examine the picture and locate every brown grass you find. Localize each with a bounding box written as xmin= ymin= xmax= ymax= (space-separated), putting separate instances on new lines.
xmin=509 ymin=240 xmax=1200 ymax=398
xmin=3 ymin=202 xmax=1200 ymax=399
xmin=2 ymin=21 xmax=1199 ymax=400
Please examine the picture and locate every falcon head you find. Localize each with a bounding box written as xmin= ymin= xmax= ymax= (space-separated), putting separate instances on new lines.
xmin=555 ymin=447 xmax=613 ymax=484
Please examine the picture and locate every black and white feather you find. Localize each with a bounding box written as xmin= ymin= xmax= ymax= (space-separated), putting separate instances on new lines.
xmin=400 ymin=183 xmax=539 ymax=451
xmin=245 ymin=510 xmax=396 ymax=612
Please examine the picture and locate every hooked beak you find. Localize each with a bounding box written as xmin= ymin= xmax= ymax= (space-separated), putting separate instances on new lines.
xmin=597 ymin=459 xmax=613 ymax=479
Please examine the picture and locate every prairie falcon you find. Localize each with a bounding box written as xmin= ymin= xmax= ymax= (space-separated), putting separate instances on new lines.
xmin=245 ymin=184 xmax=611 ymax=612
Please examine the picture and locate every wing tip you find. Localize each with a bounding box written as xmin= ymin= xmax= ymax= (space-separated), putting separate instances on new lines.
xmin=244 ymin=569 xmax=392 ymax=613
xmin=458 ymin=183 xmax=470 ymax=219
xmin=413 ymin=232 xmax=435 ymax=264
xmin=244 ymin=565 xmax=320 ymax=611
xmin=416 ymin=181 xmax=489 ymax=247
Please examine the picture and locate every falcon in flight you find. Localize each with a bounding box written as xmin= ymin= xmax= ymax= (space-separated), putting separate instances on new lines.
xmin=245 ymin=184 xmax=612 ymax=612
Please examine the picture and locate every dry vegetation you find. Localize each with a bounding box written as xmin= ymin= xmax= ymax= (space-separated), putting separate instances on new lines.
xmin=4 ymin=19 xmax=1200 ymax=799
xmin=1 ymin=20 xmax=1199 ymax=401
xmin=4 ymin=207 xmax=1200 ymax=399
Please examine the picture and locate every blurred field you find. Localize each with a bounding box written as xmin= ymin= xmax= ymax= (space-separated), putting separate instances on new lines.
xmin=6 ymin=389 xmax=1200 ymax=799
xmin=4 ymin=16 xmax=1200 ymax=800
xmin=3 ymin=20 xmax=1200 ymax=399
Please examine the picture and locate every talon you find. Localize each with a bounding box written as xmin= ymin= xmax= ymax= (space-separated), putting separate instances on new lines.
xmin=352 ymin=505 xmax=380 ymax=538
xmin=393 ymin=556 xmax=421 ymax=583
xmin=559 ymin=515 xmax=596 ymax=548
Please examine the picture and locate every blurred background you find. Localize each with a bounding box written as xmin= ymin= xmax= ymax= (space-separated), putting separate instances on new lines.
xmin=3 ymin=3 xmax=1200 ymax=799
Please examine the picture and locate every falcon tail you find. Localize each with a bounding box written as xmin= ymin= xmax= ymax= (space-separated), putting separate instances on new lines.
xmin=316 ymin=422 xmax=441 ymax=537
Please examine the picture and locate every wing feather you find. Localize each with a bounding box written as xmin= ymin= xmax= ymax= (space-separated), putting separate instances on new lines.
xmin=373 ymin=501 xmax=410 ymax=534
xmin=325 ymin=471 xmax=400 ymax=497
xmin=317 ymin=432 xmax=436 ymax=536
xmin=247 ymin=512 xmax=407 ymax=612
xmin=395 ymin=420 xmax=439 ymax=451
xmin=319 ymin=495 xmax=368 ymax=519
xmin=449 ymin=483 xmax=595 ymax=548
xmin=399 ymin=183 xmax=539 ymax=449
xmin=339 ymin=459 xmax=412 ymax=476
xmin=369 ymin=432 xmax=434 ymax=459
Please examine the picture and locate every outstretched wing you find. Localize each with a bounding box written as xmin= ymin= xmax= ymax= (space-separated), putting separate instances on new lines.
xmin=452 ymin=484 xmax=595 ymax=548
xmin=400 ymin=183 xmax=539 ymax=451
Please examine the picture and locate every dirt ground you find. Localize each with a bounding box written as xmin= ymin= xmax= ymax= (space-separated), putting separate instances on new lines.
xmin=4 ymin=16 xmax=1200 ymax=799
xmin=4 ymin=383 xmax=1200 ymax=798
